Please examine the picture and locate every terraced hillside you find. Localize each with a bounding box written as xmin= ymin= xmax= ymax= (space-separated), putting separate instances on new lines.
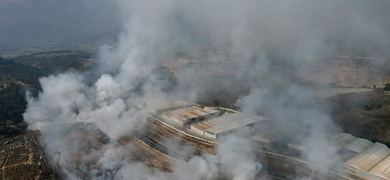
xmin=0 ymin=132 xmax=55 ymax=180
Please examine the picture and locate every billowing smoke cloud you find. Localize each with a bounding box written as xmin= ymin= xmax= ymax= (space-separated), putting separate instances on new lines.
xmin=23 ymin=0 xmax=390 ymax=179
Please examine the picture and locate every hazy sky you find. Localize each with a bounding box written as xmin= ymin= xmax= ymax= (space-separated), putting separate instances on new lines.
xmin=21 ymin=0 xmax=390 ymax=179
xmin=0 ymin=0 xmax=120 ymax=36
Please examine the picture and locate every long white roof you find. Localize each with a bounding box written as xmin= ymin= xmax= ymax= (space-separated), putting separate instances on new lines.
xmin=205 ymin=116 xmax=265 ymax=135
xmin=147 ymin=100 xmax=191 ymax=112
xmin=344 ymin=138 xmax=373 ymax=153
xmin=163 ymin=106 xmax=219 ymax=122
xmin=331 ymin=133 xmax=357 ymax=147
xmin=369 ymin=155 xmax=390 ymax=180
xmin=345 ymin=142 xmax=390 ymax=172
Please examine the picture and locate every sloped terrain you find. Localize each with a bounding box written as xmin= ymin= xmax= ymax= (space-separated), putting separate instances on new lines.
xmin=300 ymin=57 xmax=390 ymax=87
xmin=330 ymin=92 xmax=390 ymax=145
xmin=0 ymin=132 xmax=55 ymax=180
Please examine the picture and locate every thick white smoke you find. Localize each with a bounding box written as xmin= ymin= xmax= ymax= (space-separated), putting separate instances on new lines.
xmin=23 ymin=0 xmax=390 ymax=179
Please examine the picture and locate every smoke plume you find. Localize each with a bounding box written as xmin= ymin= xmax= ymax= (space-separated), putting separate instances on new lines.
xmin=23 ymin=0 xmax=390 ymax=179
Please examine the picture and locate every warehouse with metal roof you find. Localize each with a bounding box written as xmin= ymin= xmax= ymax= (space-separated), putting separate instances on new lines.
xmin=204 ymin=117 xmax=265 ymax=139
xmin=190 ymin=113 xmax=249 ymax=135
xmin=251 ymin=127 xmax=281 ymax=149
xmin=331 ymin=133 xmax=357 ymax=147
xmin=326 ymin=133 xmax=390 ymax=179
xmin=161 ymin=106 xmax=220 ymax=126
xmin=345 ymin=142 xmax=390 ymax=173
xmin=146 ymin=100 xmax=192 ymax=115
xmin=344 ymin=138 xmax=374 ymax=154
xmin=189 ymin=113 xmax=270 ymax=139
xmin=330 ymin=133 xmax=375 ymax=161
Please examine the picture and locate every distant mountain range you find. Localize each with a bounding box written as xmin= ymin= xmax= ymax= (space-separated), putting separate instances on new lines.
xmin=0 ymin=21 xmax=120 ymax=45
xmin=0 ymin=21 xmax=71 ymax=43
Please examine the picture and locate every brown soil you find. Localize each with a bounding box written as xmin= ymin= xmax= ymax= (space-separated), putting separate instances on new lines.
xmin=0 ymin=132 xmax=55 ymax=180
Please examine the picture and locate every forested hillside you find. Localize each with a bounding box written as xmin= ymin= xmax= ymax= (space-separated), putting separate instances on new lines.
xmin=0 ymin=51 xmax=93 ymax=139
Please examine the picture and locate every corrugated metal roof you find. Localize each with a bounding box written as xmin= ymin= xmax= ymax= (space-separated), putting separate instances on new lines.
xmin=183 ymin=112 xmax=197 ymax=119
xmin=147 ymin=100 xmax=190 ymax=112
xmin=205 ymin=117 xmax=265 ymax=135
xmin=201 ymin=121 xmax=214 ymax=129
xmin=210 ymin=117 xmax=224 ymax=124
xmin=331 ymin=133 xmax=357 ymax=147
xmin=199 ymin=106 xmax=219 ymax=114
xmin=369 ymin=155 xmax=390 ymax=180
xmin=251 ymin=128 xmax=280 ymax=144
xmin=192 ymin=124 xmax=205 ymax=131
xmin=345 ymin=143 xmax=390 ymax=172
xmin=222 ymin=113 xmax=250 ymax=121
xmin=163 ymin=106 xmax=219 ymax=123
xmin=205 ymin=119 xmax=220 ymax=126
xmin=344 ymin=138 xmax=373 ymax=153
xmin=183 ymin=107 xmax=205 ymax=116
xmin=190 ymin=114 xmax=247 ymax=131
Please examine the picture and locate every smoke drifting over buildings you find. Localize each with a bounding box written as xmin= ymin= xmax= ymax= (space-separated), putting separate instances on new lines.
xmin=21 ymin=0 xmax=390 ymax=179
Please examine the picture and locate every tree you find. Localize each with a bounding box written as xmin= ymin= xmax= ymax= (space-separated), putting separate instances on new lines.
xmin=384 ymin=83 xmax=390 ymax=91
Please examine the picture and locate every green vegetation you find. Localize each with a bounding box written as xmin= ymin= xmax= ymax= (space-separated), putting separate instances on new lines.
xmin=364 ymin=103 xmax=382 ymax=111
xmin=0 ymin=82 xmax=27 ymax=137
xmin=0 ymin=51 xmax=93 ymax=138
xmin=0 ymin=56 xmax=45 ymax=92
xmin=384 ymin=83 xmax=390 ymax=91
xmin=12 ymin=50 xmax=93 ymax=73
xmin=332 ymin=92 xmax=390 ymax=145
xmin=0 ymin=82 xmax=26 ymax=124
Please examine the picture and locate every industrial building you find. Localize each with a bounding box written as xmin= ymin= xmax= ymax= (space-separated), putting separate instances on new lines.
xmin=331 ymin=133 xmax=374 ymax=154
xmin=327 ymin=133 xmax=390 ymax=180
xmin=332 ymin=133 xmax=357 ymax=147
xmin=204 ymin=117 xmax=264 ymax=139
xmin=283 ymin=133 xmax=390 ymax=179
xmin=145 ymin=100 xmax=192 ymax=115
xmin=161 ymin=106 xmax=220 ymax=126
xmin=250 ymin=127 xmax=281 ymax=150
xmin=345 ymin=142 xmax=390 ymax=180
xmin=145 ymin=100 xmax=272 ymax=140
xmin=331 ymin=133 xmax=375 ymax=162
xmin=143 ymin=100 xmax=390 ymax=179
xmin=189 ymin=113 xmax=270 ymax=139
xmin=344 ymin=138 xmax=374 ymax=154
